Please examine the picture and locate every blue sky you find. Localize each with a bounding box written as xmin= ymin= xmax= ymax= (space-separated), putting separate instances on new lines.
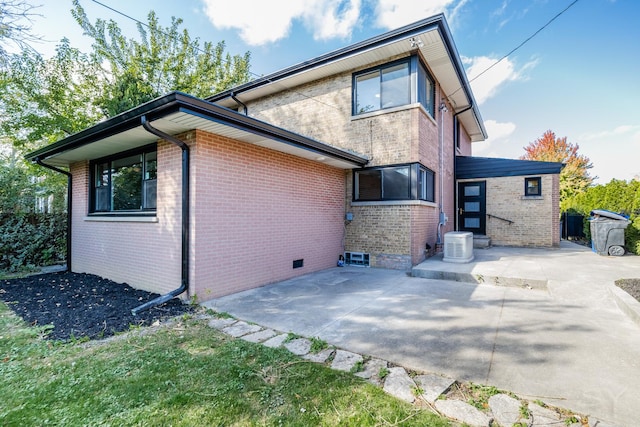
xmin=28 ymin=0 xmax=640 ymax=183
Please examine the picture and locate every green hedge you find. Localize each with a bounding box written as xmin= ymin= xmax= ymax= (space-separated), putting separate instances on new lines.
xmin=564 ymin=179 xmax=640 ymax=255
xmin=0 ymin=213 xmax=67 ymax=272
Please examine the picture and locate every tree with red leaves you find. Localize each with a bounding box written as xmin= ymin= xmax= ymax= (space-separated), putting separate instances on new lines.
xmin=521 ymin=130 xmax=594 ymax=209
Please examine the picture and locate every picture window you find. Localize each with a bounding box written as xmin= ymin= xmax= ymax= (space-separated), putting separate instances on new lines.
xmin=354 ymin=163 xmax=434 ymax=202
xmin=90 ymin=145 xmax=157 ymax=213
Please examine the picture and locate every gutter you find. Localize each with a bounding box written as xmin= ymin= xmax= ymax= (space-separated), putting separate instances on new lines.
xmin=33 ymin=158 xmax=72 ymax=273
xmin=131 ymin=116 xmax=190 ymax=315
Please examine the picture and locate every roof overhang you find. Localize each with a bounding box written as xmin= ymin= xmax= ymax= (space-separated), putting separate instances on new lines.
xmin=208 ymin=14 xmax=487 ymax=142
xmin=26 ymin=92 xmax=369 ymax=169
xmin=456 ymin=156 xmax=564 ymax=179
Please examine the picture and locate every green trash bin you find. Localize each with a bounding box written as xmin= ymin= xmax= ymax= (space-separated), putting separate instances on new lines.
xmin=589 ymin=210 xmax=630 ymax=256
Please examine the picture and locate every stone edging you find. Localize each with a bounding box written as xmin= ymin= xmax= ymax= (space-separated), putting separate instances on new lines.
xmin=206 ymin=315 xmax=596 ymax=427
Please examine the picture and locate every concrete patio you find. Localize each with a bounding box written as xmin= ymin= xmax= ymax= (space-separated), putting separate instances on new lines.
xmin=204 ymin=241 xmax=640 ymax=426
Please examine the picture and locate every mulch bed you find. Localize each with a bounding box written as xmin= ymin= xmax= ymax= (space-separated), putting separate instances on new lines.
xmin=0 ymin=272 xmax=193 ymax=341
xmin=615 ymin=278 xmax=640 ymax=303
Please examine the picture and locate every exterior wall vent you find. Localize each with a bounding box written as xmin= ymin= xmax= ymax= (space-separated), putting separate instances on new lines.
xmin=293 ymin=259 xmax=304 ymax=269
xmin=344 ymin=251 xmax=370 ymax=267
xmin=443 ymin=232 xmax=474 ymax=263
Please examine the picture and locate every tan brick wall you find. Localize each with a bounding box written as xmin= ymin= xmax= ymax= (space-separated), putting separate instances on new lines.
xmin=247 ymin=71 xmax=418 ymax=166
xmin=243 ymin=60 xmax=460 ymax=267
xmin=459 ymin=174 xmax=560 ymax=247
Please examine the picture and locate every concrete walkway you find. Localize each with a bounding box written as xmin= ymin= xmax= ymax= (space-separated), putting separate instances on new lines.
xmin=204 ymin=242 xmax=640 ymax=426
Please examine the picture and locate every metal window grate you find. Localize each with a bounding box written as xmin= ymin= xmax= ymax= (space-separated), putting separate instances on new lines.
xmin=344 ymin=252 xmax=370 ymax=267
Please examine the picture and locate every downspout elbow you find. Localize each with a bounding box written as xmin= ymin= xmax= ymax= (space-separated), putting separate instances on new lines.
xmin=132 ymin=116 xmax=190 ymax=315
xmin=33 ymin=157 xmax=72 ymax=273
xmin=230 ymin=92 xmax=248 ymax=115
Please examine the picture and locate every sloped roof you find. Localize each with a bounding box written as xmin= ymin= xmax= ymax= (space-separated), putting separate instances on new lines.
xmin=208 ymin=14 xmax=487 ymax=142
xmin=456 ymin=156 xmax=564 ymax=179
xmin=25 ymin=92 xmax=369 ymax=169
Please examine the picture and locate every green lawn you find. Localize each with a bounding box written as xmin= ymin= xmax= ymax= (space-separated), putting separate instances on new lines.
xmin=0 ymin=304 xmax=451 ymax=426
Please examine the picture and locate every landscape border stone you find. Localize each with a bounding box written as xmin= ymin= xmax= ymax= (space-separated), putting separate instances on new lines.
xmin=204 ymin=313 xmax=588 ymax=427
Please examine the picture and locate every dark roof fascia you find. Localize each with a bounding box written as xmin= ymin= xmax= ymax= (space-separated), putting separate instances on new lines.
xmin=206 ymin=15 xmax=445 ymax=103
xmin=26 ymin=92 xmax=369 ymax=167
xmin=435 ymin=19 xmax=487 ymax=139
xmin=456 ymin=156 xmax=564 ymax=180
xmin=179 ymin=104 xmax=368 ymax=166
xmin=26 ymin=92 xmax=185 ymax=162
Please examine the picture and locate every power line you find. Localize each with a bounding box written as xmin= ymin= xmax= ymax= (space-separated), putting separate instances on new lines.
xmin=89 ymin=0 xmax=342 ymax=111
xmin=448 ymin=0 xmax=581 ymax=100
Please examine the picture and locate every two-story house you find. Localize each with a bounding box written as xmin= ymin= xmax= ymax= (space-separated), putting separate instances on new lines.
xmin=27 ymin=14 xmax=562 ymax=307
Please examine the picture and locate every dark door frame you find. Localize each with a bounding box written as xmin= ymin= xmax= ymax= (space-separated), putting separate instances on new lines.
xmin=457 ymin=180 xmax=486 ymax=235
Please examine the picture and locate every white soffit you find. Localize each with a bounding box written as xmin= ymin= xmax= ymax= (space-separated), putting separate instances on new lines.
xmin=43 ymin=112 xmax=361 ymax=169
xmin=215 ymin=28 xmax=483 ymax=141
xmin=216 ymin=29 xmax=466 ymax=110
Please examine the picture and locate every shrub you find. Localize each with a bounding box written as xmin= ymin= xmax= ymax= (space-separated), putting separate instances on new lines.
xmin=0 ymin=213 xmax=66 ymax=272
xmin=564 ymin=179 xmax=640 ymax=255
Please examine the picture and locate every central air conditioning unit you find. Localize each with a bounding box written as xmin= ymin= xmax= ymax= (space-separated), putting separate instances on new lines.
xmin=443 ymin=231 xmax=474 ymax=263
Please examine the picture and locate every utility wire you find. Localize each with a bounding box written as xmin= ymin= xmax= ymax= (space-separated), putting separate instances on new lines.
xmin=91 ymin=0 xmax=581 ymax=116
xmin=448 ymin=0 xmax=580 ymax=99
xmin=89 ymin=0 xmax=342 ymax=111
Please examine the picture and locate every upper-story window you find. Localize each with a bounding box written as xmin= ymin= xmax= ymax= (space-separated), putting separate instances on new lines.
xmin=417 ymin=62 xmax=435 ymax=117
xmin=90 ymin=145 xmax=157 ymax=213
xmin=353 ymin=56 xmax=435 ymax=118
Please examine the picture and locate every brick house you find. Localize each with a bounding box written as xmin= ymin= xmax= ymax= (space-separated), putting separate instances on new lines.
xmin=27 ymin=14 xmax=561 ymax=305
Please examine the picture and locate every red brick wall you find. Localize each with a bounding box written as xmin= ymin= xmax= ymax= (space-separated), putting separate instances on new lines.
xmin=69 ymin=139 xmax=182 ymax=295
xmin=190 ymin=129 xmax=346 ymax=300
xmin=69 ymin=130 xmax=346 ymax=301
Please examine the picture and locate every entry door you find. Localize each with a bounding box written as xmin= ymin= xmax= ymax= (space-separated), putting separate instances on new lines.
xmin=458 ymin=181 xmax=486 ymax=235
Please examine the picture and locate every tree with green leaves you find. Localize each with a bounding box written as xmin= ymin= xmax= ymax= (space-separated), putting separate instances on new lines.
xmin=2 ymin=1 xmax=252 ymax=152
xmin=71 ymin=0 xmax=251 ymax=117
xmin=564 ymin=178 xmax=640 ymax=255
xmin=521 ymin=130 xmax=595 ymax=210
xmin=0 ymin=2 xmax=252 ymax=270
xmin=0 ymin=39 xmax=103 ymax=150
xmin=0 ymin=0 xmax=40 ymax=65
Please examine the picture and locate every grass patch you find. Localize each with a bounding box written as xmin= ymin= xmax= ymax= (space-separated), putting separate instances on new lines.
xmin=309 ymin=336 xmax=328 ymax=353
xmin=0 ymin=302 xmax=450 ymax=426
xmin=446 ymin=382 xmax=502 ymax=411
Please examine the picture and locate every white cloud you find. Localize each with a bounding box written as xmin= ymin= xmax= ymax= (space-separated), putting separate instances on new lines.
xmin=579 ymin=125 xmax=640 ymax=141
xmin=484 ymin=119 xmax=516 ymax=141
xmin=304 ymin=0 xmax=361 ymax=40
xmin=201 ymin=0 xmax=361 ymax=46
xmin=462 ymin=55 xmax=537 ymax=104
xmin=472 ymin=120 xmax=516 ymax=157
xmin=375 ymin=0 xmax=457 ymax=29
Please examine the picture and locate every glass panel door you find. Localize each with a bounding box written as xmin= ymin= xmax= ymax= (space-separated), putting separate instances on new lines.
xmin=458 ymin=181 xmax=486 ymax=234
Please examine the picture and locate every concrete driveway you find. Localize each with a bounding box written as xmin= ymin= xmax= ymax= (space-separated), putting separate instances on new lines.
xmin=204 ymin=242 xmax=640 ymax=426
